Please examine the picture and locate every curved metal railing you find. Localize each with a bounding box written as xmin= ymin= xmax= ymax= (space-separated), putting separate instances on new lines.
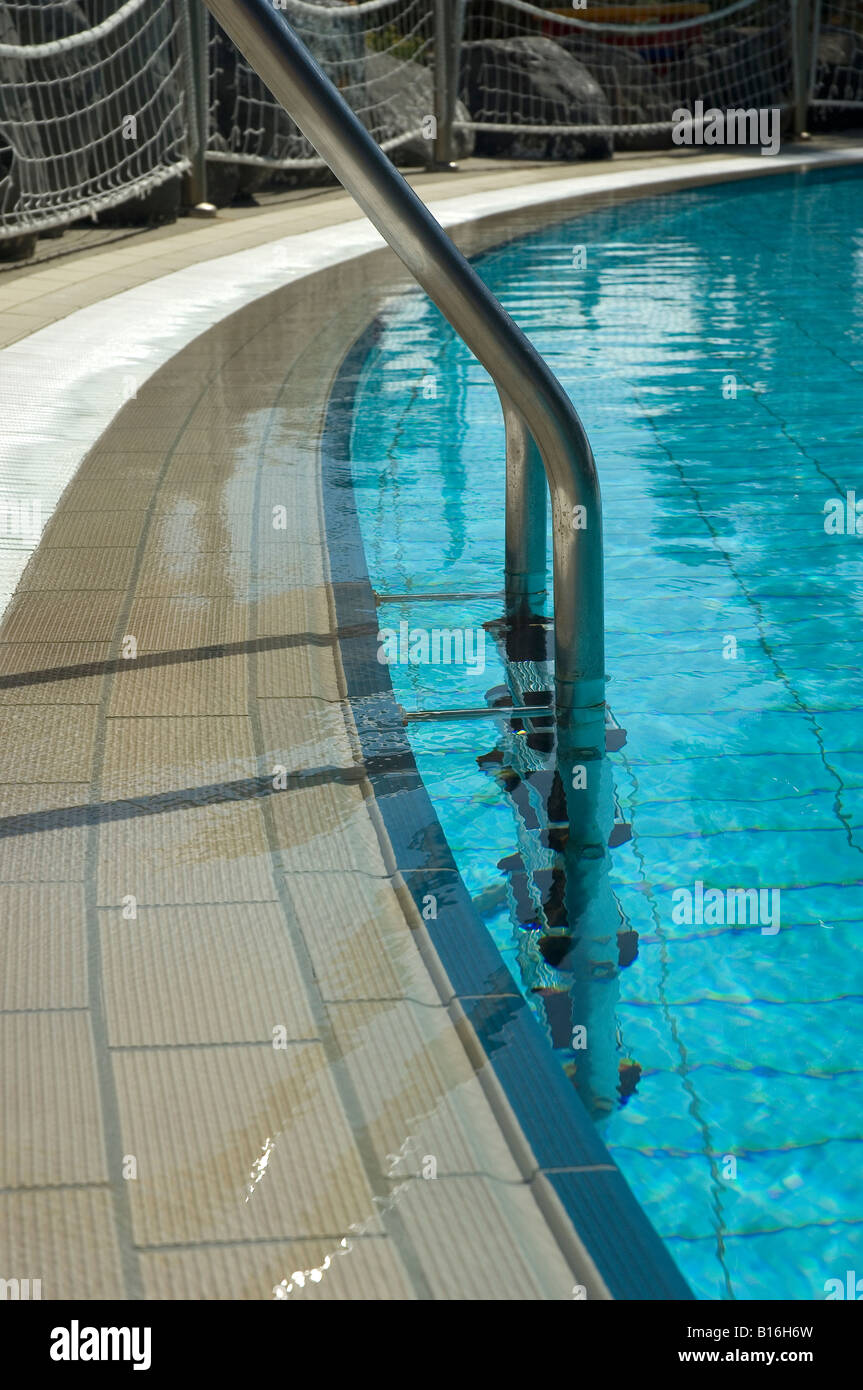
xmin=202 ymin=0 xmax=605 ymax=750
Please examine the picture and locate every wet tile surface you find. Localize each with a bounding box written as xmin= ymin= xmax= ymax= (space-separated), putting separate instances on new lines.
xmin=0 ymin=233 xmax=588 ymax=1300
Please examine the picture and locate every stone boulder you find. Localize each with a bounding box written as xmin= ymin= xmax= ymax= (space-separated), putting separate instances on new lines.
xmin=209 ymin=0 xmax=363 ymax=199
xmin=363 ymin=52 xmax=475 ymax=164
xmin=810 ymin=26 xmax=863 ymax=128
xmin=460 ymin=37 xmax=612 ymax=160
xmin=678 ymin=23 xmax=792 ymax=113
xmin=561 ymin=37 xmax=676 ymax=150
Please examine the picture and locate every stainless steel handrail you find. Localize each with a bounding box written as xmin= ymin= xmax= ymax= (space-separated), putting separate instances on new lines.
xmin=201 ymin=0 xmax=605 ymax=748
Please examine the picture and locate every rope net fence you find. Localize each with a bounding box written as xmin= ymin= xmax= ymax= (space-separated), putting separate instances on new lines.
xmin=810 ymin=0 xmax=863 ymax=117
xmin=207 ymin=0 xmax=436 ymax=173
xmin=0 ymin=0 xmax=189 ymax=239
xmin=456 ymin=0 xmax=796 ymax=156
xmin=0 ymin=2 xmax=857 ymax=242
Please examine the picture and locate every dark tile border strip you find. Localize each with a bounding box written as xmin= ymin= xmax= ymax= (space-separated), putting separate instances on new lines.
xmin=321 ymin=325 xmax=694 ymax=1301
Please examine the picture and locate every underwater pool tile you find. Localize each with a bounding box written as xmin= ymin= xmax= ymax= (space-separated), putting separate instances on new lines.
xmin=650 ymin=921 xmax=861 ymax=1007
xmin=687 ymin=1066 xmax=863 ymax=1151
xmin=716 ymin=1140 xmax=863 ymax=1241
xmin=718 ymin=1222 xmax=862 ymax=1302
xmin=625 ymin=825 xmax=862 ymax=890
xmin=666 ymin=999 xmax=863 ymax=1078
xmin=599 ymin=1148 xmax=720 ymax=1243
xmin=630 ymin=790 xmax=843 ymax=838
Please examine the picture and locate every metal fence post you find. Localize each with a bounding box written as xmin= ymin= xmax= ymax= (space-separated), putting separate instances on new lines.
xmin=179 ymin=0 xmax=213 ymax=209
xmin=792 ymin=0 xmax=815 ymax=138
xmin=433 ymin=0 xmax=458 ymax=168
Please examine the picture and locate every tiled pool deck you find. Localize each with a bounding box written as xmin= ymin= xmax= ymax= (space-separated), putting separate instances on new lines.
xmin=0 ymin=143 xmax=857 ymax=1300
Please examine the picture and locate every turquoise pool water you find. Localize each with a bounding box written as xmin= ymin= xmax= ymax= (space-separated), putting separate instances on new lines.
xmin=349 ymin=167 xmax=863 ymax=1301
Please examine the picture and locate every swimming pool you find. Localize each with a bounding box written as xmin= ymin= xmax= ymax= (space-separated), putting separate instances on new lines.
xmin=348 ymin=166 xmax=863 ymax=1301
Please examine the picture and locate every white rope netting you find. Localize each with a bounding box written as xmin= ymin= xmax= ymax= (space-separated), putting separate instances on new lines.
xmin=457 ymin=0 xmax=795 ymax=154
xmin=207 ymin=0 xmax=437 ymax=170
xmin=0 ymin=0 xmax=189 ymax=238
xmin=810 ymin=0 xmax=863 ymax=113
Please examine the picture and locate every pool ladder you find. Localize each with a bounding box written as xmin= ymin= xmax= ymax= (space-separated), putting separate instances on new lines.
xmin=202 ymin=0 xmax=605 ymax=759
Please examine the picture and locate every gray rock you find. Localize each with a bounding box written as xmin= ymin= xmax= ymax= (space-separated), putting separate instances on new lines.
xmin=363 ymin=52 xmax=475 ymax=164
xmin=561 ymin=37 xmax=676 ymax=150
xmin=679 ymin=23 xmax=792 ymax=113
xmin=811 ymin=25 xmax=863 ymax=123
xmin=460 ymin=37 xmax=613 ymax=160
xmin=0 ymin=231 xmax=36 ymax=263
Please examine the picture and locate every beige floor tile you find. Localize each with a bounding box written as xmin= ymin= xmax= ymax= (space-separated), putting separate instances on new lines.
xmin=255 ymin=636 xmax=342 ymax=701
xmin=254 ymin=539 xmax=327 ymax=592
xmin=88 ymin=426 xmax=181 ymax=454
xmin=107 ymin=652 xmax=249 ymax=717
xmin=270 ymin=779 xmax=387 ymax=875
xmin=285 ymin=870 xmax=439 ymax=1007
xmin=144 ymin=511 xmax=254 ymax=555
xmin=124 ymin=595 xmax=250 ymax=652
xmin=0 ymin=883 xmax=87 ymax=1009
xmin=111 ymin=401 xmax=200 ymax=432
xmin=113 ymin=1043 xmax=381 ymax=1246
xmin=257 ymin=696 xmax=356 ymax=771
xmin=0 ymin=591 xmax=125 ymax=643
xmin=158 ymin=457 xmax=256 ymax=485
xmin=0 ymin=642 xmax=109 ymax=705
xmin=327 ymin=998 xmax=524 ymax=1183
xmin=100 ymin=901 xmax=317 ymax=1046
xmin=153 ymin=476 xmax=260 ymax=514
xmin=135 ymin=547 xmax=252 ymax=598
xmin=141 ymin=1235 xmax=414 ymax=1300
xmin=96 ymin=800 xmax=276 ymax=907
xmin=0 ymin=705 xmax=98 ymax=781
xmin=394 ymin=1175 xmax=575 ymax=1300
xmin=0 ymin=1188 xmax=125 ymax=1299
xmin=82 ymin=451 xmax=170 ymax=477
xmin=39 ymin=511 xmax=148 ymax=549
xmin=254 ymin=583 xmax=331 ymax=639
xmin=100 ymin=714 xmax=256 ymax=800
xmin=0 ymin=785 xmax=89 ymax=882
xmin=58 ymin=479 xmax=159 ymax=512
xmin=17 ymin=547 xmax=139 ymax=593
xmin=172 ymin=426 xmax=265 ymax=456
xmin=0 ymin=1014 xmax=107 ymax=1187
xmin=253 ymin=483 xmax=325 ymax=545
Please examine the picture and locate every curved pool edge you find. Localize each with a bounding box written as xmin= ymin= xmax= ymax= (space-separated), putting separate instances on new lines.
xmin=2 ymin=145 xmax=862 ymax=627
xmin=322 ymin=324 xmax=695 ymax=1301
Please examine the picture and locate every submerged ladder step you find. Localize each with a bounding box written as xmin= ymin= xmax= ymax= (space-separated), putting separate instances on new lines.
xmin=401 ymin=704 xmax=548 ymax=722
xmin=375 ymin=590 xmax=504 ymax=604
